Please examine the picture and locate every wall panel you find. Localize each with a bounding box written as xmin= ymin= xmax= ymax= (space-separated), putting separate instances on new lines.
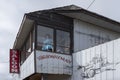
xmin=36 ymin=51 xmax=72 ymax=75
xmin=74 ymin=19 xmax=120 ymax=52
xmin=73 ymin=38 xmax=120 ymax=80
xmin=20 ymin=52 xmax=35 ymax=79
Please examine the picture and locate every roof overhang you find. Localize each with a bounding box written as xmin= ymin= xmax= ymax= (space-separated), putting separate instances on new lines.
xmin=53 ymin=9 xmax=120 ymax=33
xmin=31 ymin=5 xmax=120 ymax=32
xmin=13 ymin=15 xmax=34 ymax=49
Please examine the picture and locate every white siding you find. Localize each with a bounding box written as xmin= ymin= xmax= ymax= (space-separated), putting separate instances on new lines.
xmin=20 ymin=52 xmax=35 ymax=79
xmin=74 ymin=19 xmax=120 ymax=52
xmin=36 ymin=50 xmax=72 ymax=75
xmin=13 ymin=74 xmax=22 ymax=80
xmin=73 ymin=38 xmax=120 ymax=80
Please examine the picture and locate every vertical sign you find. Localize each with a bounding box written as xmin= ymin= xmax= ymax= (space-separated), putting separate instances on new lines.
xmin=10 ymin=49 xmax=19 ymax=73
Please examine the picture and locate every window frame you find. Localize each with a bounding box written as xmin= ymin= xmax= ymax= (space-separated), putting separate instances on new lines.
xmin=56 ymin=30 xmax=71 ymax=54
xmin=36 ymin=25 xmax=54 ymax=51
xmin=20 ymin=27 xmax=35 ymax=65
xmin=36 ymin=24 xmax=72 ymax=55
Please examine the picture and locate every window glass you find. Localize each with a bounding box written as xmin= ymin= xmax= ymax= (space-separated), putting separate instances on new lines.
xmin=56 ymin=30 xmax=70 ymax=54
xmin=20 ymin=46 xmax=26 ymax=65
xmin=32 ymin=28 xmax=35 ymax=50
xmin=37 ymin=26 xmax=54 ymax=52
xmin=26 ymin=37 xmax=31 ymax=58
xmin=20 ymin=29 xmax=35 ymax=65
xmin=26 ymin=37 xmax=30 ymax=51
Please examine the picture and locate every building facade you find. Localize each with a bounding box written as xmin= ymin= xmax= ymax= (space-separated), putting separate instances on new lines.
xmin=12 ymin=5 xmax=120 ymax=80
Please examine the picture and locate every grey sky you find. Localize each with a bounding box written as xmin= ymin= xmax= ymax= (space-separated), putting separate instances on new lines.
xmin=0 ymin=0 xmax=120 ymax=79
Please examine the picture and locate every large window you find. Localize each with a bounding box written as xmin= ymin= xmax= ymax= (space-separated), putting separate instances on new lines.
xmin=37 ymin=26 xmax=54 ymax=51
xmin=37 ymin=25 xmax=71 ymax=54
xmin=56 ymin=30 xmax=70 ymax=54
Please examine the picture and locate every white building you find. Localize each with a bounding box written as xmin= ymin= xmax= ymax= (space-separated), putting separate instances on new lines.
xmin=12 ymin=5 xmax=120 ymax=80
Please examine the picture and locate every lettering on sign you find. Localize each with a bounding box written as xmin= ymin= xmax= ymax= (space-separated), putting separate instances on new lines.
xmin=10 ymin=49 xmax=19 ymax=73
xmin=37 ymin=54 xmax=72 ymax=64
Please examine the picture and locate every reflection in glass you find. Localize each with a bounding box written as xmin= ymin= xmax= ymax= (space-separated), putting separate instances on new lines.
xmin=56 ymin=30 xmax=70 ymax=54
xmin=37 ymin=26 xmax=53 ymax=52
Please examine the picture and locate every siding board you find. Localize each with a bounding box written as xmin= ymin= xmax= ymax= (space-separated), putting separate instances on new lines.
xmin=73 ymin=38 xmax=120 ymax=80
xmin=74 ymin=19 xmax=120 ymax=52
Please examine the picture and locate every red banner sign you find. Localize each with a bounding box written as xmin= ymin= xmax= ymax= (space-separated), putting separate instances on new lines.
xmin=10 ymin=49 xmax=19 ymax=73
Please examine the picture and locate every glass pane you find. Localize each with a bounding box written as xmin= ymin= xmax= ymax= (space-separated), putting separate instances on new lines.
xmin=56 ymin=46 xmax=70 ymax=54
xmin=25 ymin=35 xmax=31 ymax=59
xmin=32 ymin=28 xmax=35 ymax=50
xmin=37 ymin=25 xmax=53 ymax=52
xmin=56 ymin=30 xmax=70 ymax=54
xmin=26 ymin=36 xmax=30 ymax=52
xmin=20 ymin=46 xmax=26 ymax=65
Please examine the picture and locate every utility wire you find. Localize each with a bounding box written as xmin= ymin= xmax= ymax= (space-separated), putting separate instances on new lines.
xmin=87 ymin=0 xmax=96 ymax=9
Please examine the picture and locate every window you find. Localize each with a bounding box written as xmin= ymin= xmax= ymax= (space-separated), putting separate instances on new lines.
xmin=20 ymin=46 xmax=26 ymax=65
xmin=20 ymin=28 xmax=35 ymax=65
xmin=32 ymin=28 xmax=35 ymax=50
xmin=37 ymin=26 xmax=54 ymax=51
xmin=56 ymin=30 xmax=70 ymax=54
xmin=25 ymin=36 xmax=31 ymax=58
xmin=36 ymin=25 xmax=71 ymax=54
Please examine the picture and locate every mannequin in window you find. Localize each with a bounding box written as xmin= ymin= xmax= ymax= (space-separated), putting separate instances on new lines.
xmin=42 ymin=34 xmax=53 ymax=51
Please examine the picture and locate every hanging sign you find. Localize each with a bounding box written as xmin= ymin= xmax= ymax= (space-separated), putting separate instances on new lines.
xmin=10 ymin=49 xmax=19 ymax=73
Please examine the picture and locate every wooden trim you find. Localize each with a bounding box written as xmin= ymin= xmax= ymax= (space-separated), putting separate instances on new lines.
xmin=34 ymin=22 xmax=37 ymax=73
xmin=26 ymin=13 xmax=73 ymax=32
xmin=70 ymin=20 xmax=74 ymax=54
xmin=54 ymin=29 xmax=56 ymax=52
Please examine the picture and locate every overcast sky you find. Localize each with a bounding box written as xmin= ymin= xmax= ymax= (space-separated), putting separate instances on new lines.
xmin=0 ymin=0 xmax=120 ymax=80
